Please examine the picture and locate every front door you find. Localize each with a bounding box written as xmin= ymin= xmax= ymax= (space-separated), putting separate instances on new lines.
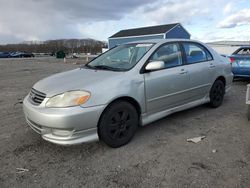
xmin=144 ymin=43 xmax=190 ymax=114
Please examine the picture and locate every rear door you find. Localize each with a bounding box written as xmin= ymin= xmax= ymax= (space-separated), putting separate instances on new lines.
xmin=181 ymin=42 xmax=215 ymax=101
xmin=144 ymin=42 xmax=190 ymax=114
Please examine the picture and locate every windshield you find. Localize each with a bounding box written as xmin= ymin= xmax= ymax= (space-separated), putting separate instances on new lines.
xmin=87 ymin=43 xmax=154 ymax=71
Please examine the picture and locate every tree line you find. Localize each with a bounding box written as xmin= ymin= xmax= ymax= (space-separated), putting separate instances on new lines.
xmin=0 ymin=39 xmax=107 ymax=54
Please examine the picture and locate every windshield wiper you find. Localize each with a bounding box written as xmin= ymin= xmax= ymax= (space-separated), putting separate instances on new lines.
xmin=80 ymin=64 xmax=92 ymax=69
xmin=83 ymin=64 xmax=94 ymax=69
xmin=92 ymin=65 xmax=124 ymax=71
xmin=81 ymin=64 xmax=125 ymax=71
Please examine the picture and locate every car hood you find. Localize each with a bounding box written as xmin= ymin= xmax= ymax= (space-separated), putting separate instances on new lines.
xmin=33 ymin=68 xmax=122 ymax=97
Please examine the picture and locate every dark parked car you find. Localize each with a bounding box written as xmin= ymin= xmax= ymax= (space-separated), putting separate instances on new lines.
xmin=0 ymin=52 xmax=11 ymax=58
xmin=229 ymin=46 xmax=250 ymax=78
xmin=11 ymin=52 xmax=35 ymax=58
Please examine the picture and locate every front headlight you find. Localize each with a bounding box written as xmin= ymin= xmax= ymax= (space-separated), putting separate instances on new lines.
xmin=46 ymin=91 xmax=90 ymax=108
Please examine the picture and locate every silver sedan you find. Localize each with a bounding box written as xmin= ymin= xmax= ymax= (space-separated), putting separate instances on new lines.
xmin=23 ymin=39 xmax=233 ymax=147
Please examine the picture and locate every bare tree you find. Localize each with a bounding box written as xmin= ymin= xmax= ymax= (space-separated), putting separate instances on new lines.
xmin=0 ymin=39 xmax=107 ymax=54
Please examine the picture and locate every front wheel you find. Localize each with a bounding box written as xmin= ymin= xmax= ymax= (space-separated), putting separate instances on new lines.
xmin=98 ymin=101 xmax=138 ymax=148
xmin=209 ymin=80 xmax=225 ymax=108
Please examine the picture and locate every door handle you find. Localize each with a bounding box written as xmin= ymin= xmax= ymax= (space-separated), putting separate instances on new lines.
xmin=179 ymin=69 xmax=188 ymax=74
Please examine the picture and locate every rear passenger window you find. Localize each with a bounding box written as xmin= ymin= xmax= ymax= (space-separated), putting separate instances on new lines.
xmin=234 ymin=48 xmax=250 ymax=55
xmin=149 ymin=43 xmax=182 ymax=69
xmin=183 ymin=43 xmax=213 ymax=64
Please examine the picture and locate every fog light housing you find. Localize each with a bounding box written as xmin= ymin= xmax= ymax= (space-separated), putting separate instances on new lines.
xmin=51 ymin=129 xmax=73 ymax=137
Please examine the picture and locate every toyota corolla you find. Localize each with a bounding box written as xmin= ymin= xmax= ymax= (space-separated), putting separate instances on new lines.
xmin=23 ymin=39 xmax=233 ymax=148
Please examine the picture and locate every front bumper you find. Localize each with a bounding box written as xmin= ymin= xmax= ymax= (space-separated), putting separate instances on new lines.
xmin=23 ymin=96 xmax=106 ymax=145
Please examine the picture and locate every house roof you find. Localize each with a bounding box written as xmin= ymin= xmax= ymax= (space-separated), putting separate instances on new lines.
xmin=109 ymin=23 xmax=181 ymax=38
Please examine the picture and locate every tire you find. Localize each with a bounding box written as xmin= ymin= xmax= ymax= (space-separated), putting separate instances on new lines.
xmin=98 ymin=101 xmax=138 ymax=148
xmin=209 ymin=80 xmax=225 ymax=108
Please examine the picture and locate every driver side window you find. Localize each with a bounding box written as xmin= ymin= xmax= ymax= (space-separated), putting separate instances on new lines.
xmin=149 ymin=43 xmax=183 ymax=69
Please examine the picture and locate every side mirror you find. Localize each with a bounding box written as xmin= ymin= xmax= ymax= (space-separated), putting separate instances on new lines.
xmin=145 ymin=61 xmax=165 ymax=71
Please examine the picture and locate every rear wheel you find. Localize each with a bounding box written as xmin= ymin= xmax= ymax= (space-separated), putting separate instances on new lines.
xmin=98 ymin=101 xmax=138 ymax=148
xmin=209 ymin=80 xmax=225 ymax=108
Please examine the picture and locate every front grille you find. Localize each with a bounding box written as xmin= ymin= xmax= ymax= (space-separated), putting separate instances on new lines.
xmin=29 ymin=88 xmax=46 ymax=105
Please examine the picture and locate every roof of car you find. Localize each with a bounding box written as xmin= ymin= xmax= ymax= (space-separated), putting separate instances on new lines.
xmin=238 ymin=46 xmax=250 ymax=48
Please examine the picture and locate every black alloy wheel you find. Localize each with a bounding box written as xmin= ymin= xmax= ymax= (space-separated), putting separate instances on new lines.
xmin=209 ymin=80 xmax=225 ymax=108
xmin=98 ymin=101 xmax=138 ymax=148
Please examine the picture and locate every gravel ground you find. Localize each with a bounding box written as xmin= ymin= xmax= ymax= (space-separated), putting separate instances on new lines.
xmin=0 ymin=57 xmax=250 ymax=188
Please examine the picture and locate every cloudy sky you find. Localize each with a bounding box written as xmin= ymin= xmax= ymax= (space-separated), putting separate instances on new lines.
xmin=0 ymin=0 xmax=249 ymax=44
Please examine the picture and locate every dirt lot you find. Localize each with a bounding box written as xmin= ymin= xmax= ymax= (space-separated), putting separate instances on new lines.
xmin=0 ymin=57 xmax=250 ymax=188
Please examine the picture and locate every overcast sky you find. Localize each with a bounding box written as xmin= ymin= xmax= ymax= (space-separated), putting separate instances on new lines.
xmin=0 ymin=0 xmax=249 ymax=44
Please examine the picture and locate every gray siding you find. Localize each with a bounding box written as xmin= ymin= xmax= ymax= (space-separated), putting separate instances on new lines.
xmin=165 ymin=25 xmax=190 ymax=39
xmin=109 ymin=34 xmax=164 ymax=49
